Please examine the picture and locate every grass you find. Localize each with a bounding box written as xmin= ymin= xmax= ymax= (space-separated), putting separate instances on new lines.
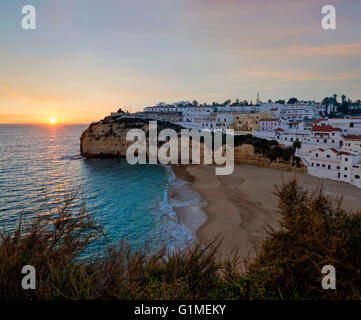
xmin=1 ymin=180 xmax=360 ymax=300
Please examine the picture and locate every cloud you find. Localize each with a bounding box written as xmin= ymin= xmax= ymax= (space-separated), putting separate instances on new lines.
xmin=239 ymin=42 xmax=361 ymax=57
xmin=245 ymin=70 xmax=361 ymax=82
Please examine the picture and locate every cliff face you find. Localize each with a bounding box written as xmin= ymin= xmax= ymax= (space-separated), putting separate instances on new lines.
xmin=80 ymin=117 xmax=305 ymax=172
xmin=233 ymin=145 xmax=306 ymax=172
xmin=80 ymin=117 xmax=184 ymax=157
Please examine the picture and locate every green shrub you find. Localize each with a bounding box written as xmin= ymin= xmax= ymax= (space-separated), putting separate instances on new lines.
xmin=248 ymin=179 xmax=361 ymax=300
xmin=1 ymin=180 xmax=360 ymax=300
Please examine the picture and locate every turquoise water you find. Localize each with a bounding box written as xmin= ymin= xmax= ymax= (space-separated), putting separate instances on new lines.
xmin=0 ymin=124 xmax=193 ymax=251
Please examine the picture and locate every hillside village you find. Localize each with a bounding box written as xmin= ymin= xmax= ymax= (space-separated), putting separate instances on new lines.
xmin=106 ymin=96 xmax=361 ymax=189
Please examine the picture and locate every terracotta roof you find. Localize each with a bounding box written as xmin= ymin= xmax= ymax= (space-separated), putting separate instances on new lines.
xmin=344 ymin=135 xmax=361 ymax=141
xmin=314 ymin=119 xmax=327 ymax=124
xmin=338 ymin=151 xmax=351 ymax=156
xmin=309 ymin=148 xmax=339 ymax=154
xmin=332 ymin=117 xmax=361 ymax=120
xmin=281 ymin=108 xmax=307 ymax=111
xmin=274 ymin=128 xmax=285 ymax=132
xmin=309 ymin=148 xmax=326 ymax=153
xmin=311 ymin=125 xmax=341 ymax=132
xmin=283 ymin=133 xmax=306 ymax=135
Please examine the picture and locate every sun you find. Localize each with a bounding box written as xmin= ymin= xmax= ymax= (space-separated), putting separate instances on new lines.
xmin=49 ymin=118 xmax=57 ymax=125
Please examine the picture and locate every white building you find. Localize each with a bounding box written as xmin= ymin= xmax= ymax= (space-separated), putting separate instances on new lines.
xmin=314 ymin=117 xmax=361 ymax=136
xmin=179 ymin=111 xmax=234 ymax=132
xmin=302 ymin=147 xmax=361 ymax=189
xmin=259 ymin=118 xmax=280 ymax=131
xmin=278 ymin=104 xmax=316 ymax=121
xmin=308 ymin=125 xmax=343 ymax=148
xmin=343 ymin=135 xmax=361 ymax=154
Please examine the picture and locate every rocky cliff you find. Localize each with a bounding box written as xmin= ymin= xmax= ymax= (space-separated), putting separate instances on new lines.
xmin=80 ymin=116 xmax=305 ymax=172
xmin=80 ymin=117 xmax=184 ymax=157
xmin=233 ymin=144 xmax=306 ymax=172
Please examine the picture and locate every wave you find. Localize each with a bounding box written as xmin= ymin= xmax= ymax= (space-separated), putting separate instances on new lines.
xmin=158 ymin=166 xmax=207 ymax=252
xmin=60 ymin=155 xmax=84 ymax=160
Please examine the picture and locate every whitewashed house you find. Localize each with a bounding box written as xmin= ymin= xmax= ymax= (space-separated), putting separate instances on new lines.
xmin=343 ymin=135 xmax=361 ymax=153
xmin=308 ymin=125 xmax=343 ymax=148
xmin=259 ymin=118 xmax=280 ymax=131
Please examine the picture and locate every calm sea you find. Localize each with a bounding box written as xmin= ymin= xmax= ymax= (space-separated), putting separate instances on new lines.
xmin=0 ymin=124 xmax=194 ymax=251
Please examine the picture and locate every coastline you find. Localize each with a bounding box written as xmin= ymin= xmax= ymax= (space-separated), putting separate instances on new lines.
xmin=166 ymin=166 xmax=207 ymax=247
xmin=171 ymin=164 xmax=361 ymax=265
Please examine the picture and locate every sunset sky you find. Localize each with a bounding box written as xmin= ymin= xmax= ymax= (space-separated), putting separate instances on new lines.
xmin=1 ymin=0 xmax=361 ymax=124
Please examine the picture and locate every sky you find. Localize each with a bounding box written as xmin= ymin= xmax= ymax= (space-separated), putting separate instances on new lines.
xmin=0 ymin=0 xmax=361 ymax=124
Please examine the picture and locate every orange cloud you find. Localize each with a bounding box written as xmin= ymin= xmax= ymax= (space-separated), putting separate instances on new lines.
xmin=245 ymin=70 xmax=361 ymax=82
xmin=240 ymin=42 xmax=361 ymax=57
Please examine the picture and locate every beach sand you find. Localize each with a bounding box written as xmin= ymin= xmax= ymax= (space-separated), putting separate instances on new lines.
xmin=172 ymin=164 xmax=361 ymax=265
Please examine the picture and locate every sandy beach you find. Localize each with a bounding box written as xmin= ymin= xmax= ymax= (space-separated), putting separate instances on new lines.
xmin=172 ymin=164 xmax=361 ymax=265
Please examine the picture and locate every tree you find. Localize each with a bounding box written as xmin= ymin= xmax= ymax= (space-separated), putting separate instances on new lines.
xmin=292 ymin=140 xmax=301 ymax=150
xmin=192 ymin=100 xmax=199 ymax=107
xmin=117 ymin=108 xmax=125 ymax=113
xmin=322 ymin=97 xmax=331 ymax=106
xmin=276 ymin=100 xmax=285 ymax=105
xmin=341 ymin=94 xmax=346 ymax=105
xmin=287 ymin=97 xmax=298 ymax=104
xmin=223 ymin=99 xmax=231 ymax=106
xmin=333 ymin=94 xmax=338 ymax=104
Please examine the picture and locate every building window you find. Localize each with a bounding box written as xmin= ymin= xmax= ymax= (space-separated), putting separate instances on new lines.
xmin=345 ymin=158 xmax=348 ymax=161
xmin=327 ymin=155 xmax=330 ymax=158
xmin=316 ymin=153 xmax=319 ymax=157
xmin=345 ymin=167 xmax=348 ymax=171
xmin=337 ymin=166 xmax=340 ymax=170
xmin=355 ymin=175 xmax=360 ymax=179
xmin=328 ymin=165 xmax=331 ymax=170
xmin=317 ymin=163 xmax=320 ymax=167
xmin=344 ymin=175 xmax=348 ymax=178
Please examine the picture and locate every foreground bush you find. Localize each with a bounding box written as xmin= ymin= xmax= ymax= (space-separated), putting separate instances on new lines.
xmin=0 ymin=192 xmax=230 ymax=300
xmin=0 ymin=180 xmax=360 ymax=300
xmin=248 ymin=179 xmax=361 ymax=300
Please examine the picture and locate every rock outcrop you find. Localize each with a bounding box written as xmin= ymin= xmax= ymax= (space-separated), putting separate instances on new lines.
xmin=80 ymin=116 xmax=305 ymax=172
xmin=80 ymin=117 xmax=184 ymax=157
xmin=233 ymin=144 xmax=306 ymax=172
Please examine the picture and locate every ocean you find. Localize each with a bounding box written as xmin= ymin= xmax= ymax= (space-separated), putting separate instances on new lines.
xmin=0 ymin=124 xmax=203 ymax=252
